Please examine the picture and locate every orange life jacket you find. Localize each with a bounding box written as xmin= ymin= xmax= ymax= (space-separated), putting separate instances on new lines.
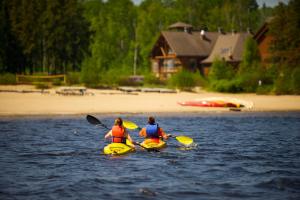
xmin=112 ymin=125 xmax=126 ymax=143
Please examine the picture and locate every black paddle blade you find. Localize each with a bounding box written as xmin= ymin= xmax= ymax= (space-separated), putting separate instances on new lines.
xmin=86 ymin=115 xmax=101 ymax=125
xmin=86 ymin=115 xmax=110 ymax=130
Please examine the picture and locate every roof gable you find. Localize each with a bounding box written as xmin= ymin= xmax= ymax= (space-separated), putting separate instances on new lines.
xmin=202 ymin=33 xmax=251 ymax=63
xmin=160 ymin=31 xmax=219 ymax=57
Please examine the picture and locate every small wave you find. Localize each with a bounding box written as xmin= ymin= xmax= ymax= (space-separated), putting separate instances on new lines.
xmin=255 ymin=177 xmax=300 ymax=191
xmin=230 ymin=166 xmax=252 ymax=174
xmin=18 ymin=150 xmax=94 ymax=157
xmin=168 ymin=190 xmax=210 ymax=197
xmin=252 ymin=169 xmax=296 ymax=177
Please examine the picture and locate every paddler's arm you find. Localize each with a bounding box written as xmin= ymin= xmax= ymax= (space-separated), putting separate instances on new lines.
xmin=126 ymin=134 xmax=135 ymax=145
xmin=104 ymin=130 xmax=112 ymax=139
xmin=139 ymin=128 xmax=147 ymax=138
xmin=124 ymin=128 xmax=135 ymax=147
xmin=158 ymin=128 xmax=169 ymax=140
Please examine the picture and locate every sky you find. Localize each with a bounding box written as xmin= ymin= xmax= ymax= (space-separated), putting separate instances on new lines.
xmin=131 ymin=0 xmax=290 ymax=7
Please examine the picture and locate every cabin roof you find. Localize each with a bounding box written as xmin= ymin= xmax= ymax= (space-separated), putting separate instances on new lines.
xmin=253 ymin=17 xmax=273 ymax=41
xmin=202 ymin=33 xmax=251 ymax=63
xmin=159 ymin=31 xmax=219 ymax=57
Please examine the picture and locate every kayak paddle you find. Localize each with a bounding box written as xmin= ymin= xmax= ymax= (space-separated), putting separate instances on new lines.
xmin=123 ymin=120 xmax=194 ymax=146
xmin=86 ymin=114 xmax=110 ymax=130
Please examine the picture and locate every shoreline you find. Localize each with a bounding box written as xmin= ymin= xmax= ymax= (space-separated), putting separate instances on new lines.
xmin=0 ymin=111 xmax=300 ymax=119
xmin=1 ymin=85 xmax=300 ymax=117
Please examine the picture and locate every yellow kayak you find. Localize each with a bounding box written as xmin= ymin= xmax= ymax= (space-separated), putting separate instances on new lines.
xmin=103 ymin=140 xmax=135 ymax=155
xmin=140 ymin=139 xmax=167 ymax=150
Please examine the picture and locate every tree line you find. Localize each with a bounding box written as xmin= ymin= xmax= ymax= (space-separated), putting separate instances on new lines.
xmin=0 ymin=0 xmax=90 ymax=74
xmin=0 ymin=0 xmax=299 ymax=93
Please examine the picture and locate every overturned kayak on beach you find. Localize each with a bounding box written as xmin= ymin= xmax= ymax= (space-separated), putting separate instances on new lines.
xmin=178 ymin=97 xmax=254 ymax=109
xmin=178 ymin=100 xmax=239 ymax=107
xmin=103 ymin=140 xmax=135 ymax=155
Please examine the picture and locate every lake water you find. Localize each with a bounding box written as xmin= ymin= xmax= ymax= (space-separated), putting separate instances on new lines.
xmin=0 ymin=112 xmax=300 ymax=200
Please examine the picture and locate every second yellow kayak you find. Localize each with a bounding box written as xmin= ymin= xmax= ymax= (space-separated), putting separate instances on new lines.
xmin=140 ymin=139 xmax=167 ymax=150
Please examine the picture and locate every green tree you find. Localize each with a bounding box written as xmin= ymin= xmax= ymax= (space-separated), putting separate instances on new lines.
xmin=43 ymin=0 xmax=91 ymax=74
xmin=237 ymin=37 xmax=262 ymax=92
xmin=0 ymin=0 xmax=30 ymax=74
xmin=136 ymin=0 xmax=166 ymax=72
xmin=269 ymin=0 xmax=300 ymax=67
xmin=269 ymin=0 xmax=300 ymax=94
xmin=208 ymin=57 xmax=234 ymax=81
xmin=207 ymin=0 xmax=259 ymax=32
xmin=238 ymin=37 xmax=260 ymax=74
xmin=8 ymin=0 xmax=45 ymax=74
xmin=81 ymin=0 xmax=136 ymax=86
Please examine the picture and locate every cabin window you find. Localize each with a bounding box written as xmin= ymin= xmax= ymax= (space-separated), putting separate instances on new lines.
xmin=164 ymin=59 xmax=174 ymax=68
xmin=167 ymin=59 xmax=174 ymax=68
xmin=168 ymin=48 xmax=174 ymax=54
xmin=220 ymin=48 xmax=230 ymax=55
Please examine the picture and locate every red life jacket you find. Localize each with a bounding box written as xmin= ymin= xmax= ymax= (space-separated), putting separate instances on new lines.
xmin=112 ymin=125 xmax=126 ymax=143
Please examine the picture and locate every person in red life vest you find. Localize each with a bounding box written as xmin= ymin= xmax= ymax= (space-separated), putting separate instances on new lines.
xmin=139 ymin=116 xmax=170 ymax=143
xmin=105 ymin=117 xmax=135 ymax=147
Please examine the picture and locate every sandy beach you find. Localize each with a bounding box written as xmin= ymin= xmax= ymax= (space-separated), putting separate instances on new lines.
xmin=0 ymin=85 xmax=300 ymax=116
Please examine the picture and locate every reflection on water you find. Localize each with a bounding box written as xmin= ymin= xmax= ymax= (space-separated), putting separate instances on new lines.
xmin=0 ymin=112 xmax=300 ymax=200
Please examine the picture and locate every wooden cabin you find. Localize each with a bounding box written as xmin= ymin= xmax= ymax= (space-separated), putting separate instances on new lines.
xmin=150 ymin=22 xmax=218 ymax=79
xmin=253 ymin=18 xmax=273 ymax=65
xmin=151 ymin=22 xmax=251 ymax=79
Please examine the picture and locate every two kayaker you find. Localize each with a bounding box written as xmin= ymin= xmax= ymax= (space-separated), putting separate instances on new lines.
xmin=105 ymin=117 xmax=135 ymax=147
xmin=139 ymin=116 xmax=170 ymax=142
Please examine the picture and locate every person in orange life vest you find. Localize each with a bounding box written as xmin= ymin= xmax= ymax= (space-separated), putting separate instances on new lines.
xmin=139 ymin=116 xmax=170 ymax=143
xmin=105 ymin=117 xmax=135 ymax=147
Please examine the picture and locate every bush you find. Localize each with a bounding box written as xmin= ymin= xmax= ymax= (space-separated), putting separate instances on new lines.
xmin=235 ymin=73 xmax=259 ymax=92
xmin=209 ymin=79 xmax=243 ymax=93
xmin=34 ymin=82 xmax=50 ymax=89
xmin=67 ymin=72 xmax=81 ymax=85
xmin=262 ymin=64 xmax=278 ymax=85
xmin=81 ymin=58 xmax=101 ymax=86
xmin=291 ymin=67 xmax=300 ymax=94
xmin=143 ymin=74 xmax=164 ymax=86
xmin=256 ymin=85 xmax=273 ymax=94
xmin=168 ymin=70 xmax=205 ymax=91
xmin=52 ymin=79 xmax=63 ymax=86
xmin=208 ymin=57 xmax=235 ymax=81
xmin=273 ymin=68 xmax=295 ymax=95
xmin=0 ymin=73 xmax=16 ymax=84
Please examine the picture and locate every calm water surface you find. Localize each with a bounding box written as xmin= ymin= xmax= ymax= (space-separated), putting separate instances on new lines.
xmin=0 ymin=112 xmax=300 ymax=200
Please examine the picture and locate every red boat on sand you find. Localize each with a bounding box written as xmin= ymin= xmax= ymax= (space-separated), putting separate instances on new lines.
xmin=177 ymin=100 xmax=240 ymax=108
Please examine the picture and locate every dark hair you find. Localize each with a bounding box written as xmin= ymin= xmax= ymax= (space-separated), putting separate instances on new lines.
xmin=114 ymin=117 xmax=123 ymax=126
xmin=148 ymin=116 xmax=155 ymax=125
